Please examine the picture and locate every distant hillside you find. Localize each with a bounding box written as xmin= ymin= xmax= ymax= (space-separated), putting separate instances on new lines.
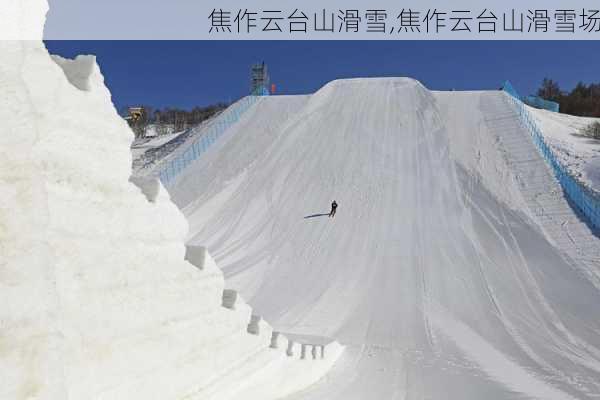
xmin=123 ymin=103 xmax=228 ymax=138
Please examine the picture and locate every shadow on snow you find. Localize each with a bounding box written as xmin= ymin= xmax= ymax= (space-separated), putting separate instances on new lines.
xmin=304 ymin=213 xmax=329 ymax=219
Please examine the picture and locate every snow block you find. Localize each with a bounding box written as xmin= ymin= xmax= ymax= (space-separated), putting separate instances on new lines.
xmin=184 ymin=245 xmax=207 ymax=270
xmin=269 ymin=331 xmax=281 ymax=349
xmin=277 ymin=334 xmax=344 ymax=363
xmin=286 ymin=339 xmax=297 ymax=357
xmin=129 ymin=176 xmax=161 ymax=203
xmin=51 ymin=54 xmax=97 ymax=91
xmin=222 ymin=289 xmax=238 ymax=309
xmin=247 ymin=314 xmax=262 ymax=335
xmin=300 ymin=344 xmax=308 ymax=360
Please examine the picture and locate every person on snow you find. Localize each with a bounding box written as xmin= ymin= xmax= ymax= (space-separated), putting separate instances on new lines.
xmin=329 ymin=200 xmax=338 ymax=218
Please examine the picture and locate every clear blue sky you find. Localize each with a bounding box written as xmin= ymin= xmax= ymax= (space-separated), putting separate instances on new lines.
xmin=44 ymin=41 xmax=598 ymax=111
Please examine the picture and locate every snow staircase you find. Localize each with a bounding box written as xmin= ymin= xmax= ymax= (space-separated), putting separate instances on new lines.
xmin=481 ymin=92 xmax=600 ymax=288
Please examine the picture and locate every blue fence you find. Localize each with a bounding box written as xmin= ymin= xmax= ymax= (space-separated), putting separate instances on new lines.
xmin=522 ymin=95 xmax=560 ymax=113
xmin=158 ymin=94 xmax=262 ymax=185
xmin=501 ymin=81 xmax=559 ymax=113
xmin=502 ymin=81 xmax=600 ymax=230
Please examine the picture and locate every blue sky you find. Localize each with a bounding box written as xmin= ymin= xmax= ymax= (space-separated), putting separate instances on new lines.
xmin=45 ymin=41 xmax=598 ymax=111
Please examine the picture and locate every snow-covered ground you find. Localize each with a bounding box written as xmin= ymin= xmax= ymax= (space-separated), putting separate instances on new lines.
xmin=166 ymin=78 xmax=600 ymax=400
xmin=130 ymin=129 xmax=185 ymax=159
xmin=131 ymin=111 xmax=228 ymax=176
xmin=530 ymin=107 xmax=600 ymax=192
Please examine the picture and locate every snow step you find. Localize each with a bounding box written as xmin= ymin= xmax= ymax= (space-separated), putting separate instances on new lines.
xmin=129 ymin=176 xmax=161 ymax=203
xmin=247 ymin=314 xmax=262 ymax=335
xmin=277 ymin=333 xmax=337 ymax=361
xmin=222 ymin=289 xmax=238 ymax=309
xmin=269 ymin=331 xmax=280 ymax=348
xmin=286 ymin=339 xmax=296 ymax=357
xmin=301 ymin=344 xmax=308 ymax=360
xmin=184 ymin=245 xmax=207 ymax=270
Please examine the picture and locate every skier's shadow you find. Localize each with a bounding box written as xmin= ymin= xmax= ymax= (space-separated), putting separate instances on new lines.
xmin=304 ymin=213 xmax=329 ymax=219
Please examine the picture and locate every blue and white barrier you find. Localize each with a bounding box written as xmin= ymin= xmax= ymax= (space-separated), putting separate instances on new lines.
xmin=502 ymin=81 xmax=600 ymax=230
xmin=522 ymin=95 xmax=560 ymax=113
xmin=158 ymin=94 xmax=263 ymax=186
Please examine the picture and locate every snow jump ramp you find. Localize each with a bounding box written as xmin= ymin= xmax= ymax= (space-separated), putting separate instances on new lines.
xmin=166 ymin=78 xmax=600 ymax=400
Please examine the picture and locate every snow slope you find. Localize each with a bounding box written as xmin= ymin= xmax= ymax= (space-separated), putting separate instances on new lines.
xmin=170 ymin=78 xmax=600 ymax=399
xmin=1 ymin=33 xmax=342 ymax=400
xmin=131 ymin=129 xmax=185 ymax=160
xmin=529 ymin=107 xmax=600 ymax=192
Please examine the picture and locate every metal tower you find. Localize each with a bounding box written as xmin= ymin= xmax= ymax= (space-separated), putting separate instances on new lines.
xmin=250 ymin=62 xmax=270 ymax=95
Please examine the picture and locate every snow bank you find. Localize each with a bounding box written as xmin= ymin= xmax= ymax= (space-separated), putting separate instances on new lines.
xmin=1 ymin=28 xmax=341 ymax=400
xmin=529 ymin=106 xmax=600 ymax=192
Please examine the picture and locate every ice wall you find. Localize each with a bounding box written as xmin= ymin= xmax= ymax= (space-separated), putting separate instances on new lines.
xmin=0 ymin=18 xmax=341 ymax=400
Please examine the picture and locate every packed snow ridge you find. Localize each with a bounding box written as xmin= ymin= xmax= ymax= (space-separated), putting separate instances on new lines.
xmin=1 ymin=39 xmax=342 ymax=400
xmin=153 ymin=77 xmax=600 ymax=400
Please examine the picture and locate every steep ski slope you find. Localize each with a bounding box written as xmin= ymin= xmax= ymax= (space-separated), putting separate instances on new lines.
xmin=171 ymin=78 xmax=600 ymax=399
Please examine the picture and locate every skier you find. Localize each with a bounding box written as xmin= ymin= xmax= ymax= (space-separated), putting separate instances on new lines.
xmin=329 ymin=200 xmax=338 ymax=218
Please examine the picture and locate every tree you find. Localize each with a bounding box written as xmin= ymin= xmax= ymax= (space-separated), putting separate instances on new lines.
xmin=535 ymin=79 xmax=600 ymax=117
xmin=126 ymin=103 xmax=229 ymax=139
xmin=537 ymin=78 xmax=561 ymax=101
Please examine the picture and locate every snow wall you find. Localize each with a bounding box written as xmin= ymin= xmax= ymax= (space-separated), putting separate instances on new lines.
xmin=0 ymin=4 xmax=342 ymax=399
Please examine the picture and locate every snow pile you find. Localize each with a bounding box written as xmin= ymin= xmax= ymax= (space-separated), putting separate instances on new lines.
xmin=0 ymin=34 xmax=341 ymax=400
xmin=0 ymin=0 xmax=47 ymax=39
xmin=51 ymin=54 xmax=97 ymax=91
xmin=169 ymin=78 xmax=600 ymax=399
xmin=529 ymin=106 xmax=600 ymax=192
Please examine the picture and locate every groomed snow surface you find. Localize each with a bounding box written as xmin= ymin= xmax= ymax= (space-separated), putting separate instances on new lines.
xmin=158 ymin=78 xmax=600 ymax=400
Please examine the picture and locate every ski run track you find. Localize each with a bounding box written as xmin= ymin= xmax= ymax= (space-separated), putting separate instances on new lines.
xmin=164 ymin=78 xmax=600 ymax=400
